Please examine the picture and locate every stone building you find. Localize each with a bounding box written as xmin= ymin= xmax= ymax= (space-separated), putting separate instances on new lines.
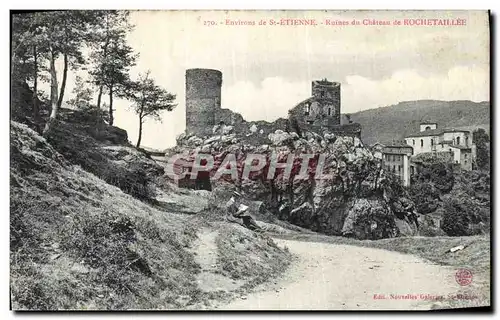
xmin=288 ymin=78 xmax=361 ymax=138
xmin=404 ymin=122 xmax=474 ymax=171
xmin=184 ymin=70 xmax=360 ymax=140
xmin=185 ymin=68 xmax=223 ymax=137
xmin=381 ymin=143 xmax=413 ymax=186
xmin=289 ymin=79 xmax=341 ymax=128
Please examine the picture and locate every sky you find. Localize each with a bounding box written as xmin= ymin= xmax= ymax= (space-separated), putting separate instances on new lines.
xmin=49 ymin=10 xmax=489 ymax=149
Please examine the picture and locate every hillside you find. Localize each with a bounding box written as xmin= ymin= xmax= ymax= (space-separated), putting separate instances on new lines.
xmin=10 ymin=116 xmax=292 ymax=310
xmin=347 ymin=100 xmax=490 ymax=145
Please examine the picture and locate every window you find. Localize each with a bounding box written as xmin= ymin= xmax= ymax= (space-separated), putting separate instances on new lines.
xmin=304 ymin=103 xmax=310 ymax=116
xmin=431 ymin=139 xmax=434 ymax=146
xmin=327 ymin=107 xmax=331 ymax=116
xmin=412 ymin=139 xmax=415 ymax=146
xmin=456 ymin=137 xmax=460 ymax=145
xmin=425 ymin=126 xmax=431 ymax=131
xmin=465 ymin=137 xmax=469 ymax=146
xmin=398 ymin=165 xmax=401 ymax=172
xmin=464 ymin=154 xmax=467 ymax=159
xmin=420 ymin=139 xmax=424 ymax=147
xmin=392 ymin=165 xmax=395 ymax=172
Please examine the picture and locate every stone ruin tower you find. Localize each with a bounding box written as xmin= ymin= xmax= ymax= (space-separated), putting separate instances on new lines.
xmin=311 ymin=79 xmax=341 ymax=126
xmin=185 ymin=68 xmax=222 ymax=136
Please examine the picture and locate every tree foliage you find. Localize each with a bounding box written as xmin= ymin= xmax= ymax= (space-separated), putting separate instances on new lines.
xmin=89 ymin=10 xmax=137 ymax=125
xmin=441 ymin=194 xmax=489 ymax=236
xmin=66 ymin=76 xmax=94 ymax=110
xmin=11 ymin=11 xmax=140 ymax=136
xmin=473 ymin=128 xmax=490 ymax=170
xmin=408 ymin=182 xmax=440 ymax=214
xmin=127 ymin=71 xmax=176 ymax=147
xmin=12 ymin=11 xmax=105 ymax=136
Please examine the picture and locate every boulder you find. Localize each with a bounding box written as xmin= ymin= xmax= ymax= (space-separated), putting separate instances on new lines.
xmin=341 ymin=199 xmax=398 ymax=240
xmin=204 ymin=135 xmax=221 ymax=144
xmin=187 ymin=136 xmax=203 ymax=146
xmin=268 ymin=130 xmax=294 ymax=146
xmin=249 ymin=124 xmax=258 ymax=133
xmin=222 ymin=125 xmax=234 ymax=135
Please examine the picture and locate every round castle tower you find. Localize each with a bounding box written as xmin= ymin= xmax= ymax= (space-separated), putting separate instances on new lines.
xmin=185 ymin=68 xmax=222 ymax=136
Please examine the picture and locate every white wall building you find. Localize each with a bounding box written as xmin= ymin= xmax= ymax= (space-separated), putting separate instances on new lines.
xmin=404 ymin=122 xmax=475 ymax=170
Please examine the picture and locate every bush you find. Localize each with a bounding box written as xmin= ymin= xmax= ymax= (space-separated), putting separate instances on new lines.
xmin=408 ymin=182 xmax=440 ymax=214
xmin=441 ymin=195 xmax=489 ymax=236
xmin=414 ymin=161 xmax=454 ymax=193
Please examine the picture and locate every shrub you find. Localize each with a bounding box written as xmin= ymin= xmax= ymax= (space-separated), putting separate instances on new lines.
xmin=408 ymin=182 xmax=440 ymax=214
xmin=441 ymin=195 xmax=489 ymax=236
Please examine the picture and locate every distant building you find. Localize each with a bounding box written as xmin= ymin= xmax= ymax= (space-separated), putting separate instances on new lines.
xmin=404 ymin=122 xmax=475 ymax=171
xmin=381 ymin=143 xmax=413 ymax=186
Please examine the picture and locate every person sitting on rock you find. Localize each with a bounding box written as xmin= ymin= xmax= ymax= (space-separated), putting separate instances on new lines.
xmin=225 ymin=191 xmax=262 ymax=232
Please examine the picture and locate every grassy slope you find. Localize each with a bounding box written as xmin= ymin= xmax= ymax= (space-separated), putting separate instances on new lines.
xmin=275 ymin=232 xmax=490 ymax=308
xmin=10 ymin=121 xmax=291 ymax=310
xmin=348 ymin=100 xmax=490 ymax=145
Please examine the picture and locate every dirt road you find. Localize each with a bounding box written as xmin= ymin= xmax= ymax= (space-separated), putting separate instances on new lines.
xmin=219 ymin=238 xmax=465 ymax=310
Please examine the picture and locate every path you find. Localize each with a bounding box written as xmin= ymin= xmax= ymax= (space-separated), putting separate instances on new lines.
xmin=219 ymin=238 xmax=463 ymax=310
xmin=191 ymin=229 xmax=243 ymax=293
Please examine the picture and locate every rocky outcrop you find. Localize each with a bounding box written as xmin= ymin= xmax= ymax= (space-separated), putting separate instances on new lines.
xmin=170 ymin=126 xmax=418 ymax=240
xmin=341 ymin=199 xmax=398 ymax=240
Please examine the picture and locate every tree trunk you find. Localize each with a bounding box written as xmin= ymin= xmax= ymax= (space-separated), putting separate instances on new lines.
xmin=57 ymin=53 xmax=68 ymax=108
xmin=96 ymin=26 xmax=109 ymax=110
xmin=136 ymin=116 xmax=143 ymax=148
xmin=32 ymin=45 xmax=41 ymax=133
xmin=97 ymin=85 xmax=103 ymax=109
xmin=43 ymin=48 xmax=59 ymax=137
xmin=108 ymin=85 xmax=114 ymax=125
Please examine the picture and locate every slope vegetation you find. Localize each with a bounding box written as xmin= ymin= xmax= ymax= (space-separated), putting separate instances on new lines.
xmin=10 ymin=120 xmax=291 ymax=310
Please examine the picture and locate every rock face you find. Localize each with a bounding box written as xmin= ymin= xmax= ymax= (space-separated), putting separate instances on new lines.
xmin=341 ymin=199 xmax=398 ymax=240
xmin=171 ymin=127 xmax=417 ymax=240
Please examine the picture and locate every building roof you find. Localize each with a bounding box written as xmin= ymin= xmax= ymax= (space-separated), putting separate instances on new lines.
xmin=381 ymin=140 xmax=412 ymax=148
xmin=405 ymin=128 xmax=470 ymax=138
xmin=382 ymin=143 xmax=413 ymax=155
xmin=405 ymin=128 xmax=443 ymax=138
xmin=371 ymin=142 xmax=386 ymax=148
xmin=449 ymin=145 xmax=472 ymax=150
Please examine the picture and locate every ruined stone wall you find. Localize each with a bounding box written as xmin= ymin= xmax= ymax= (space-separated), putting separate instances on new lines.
xmin=185 ymin=68 xmax=222 ymax=137
xmin=312 ymin=80 xmax=341 ymax=125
